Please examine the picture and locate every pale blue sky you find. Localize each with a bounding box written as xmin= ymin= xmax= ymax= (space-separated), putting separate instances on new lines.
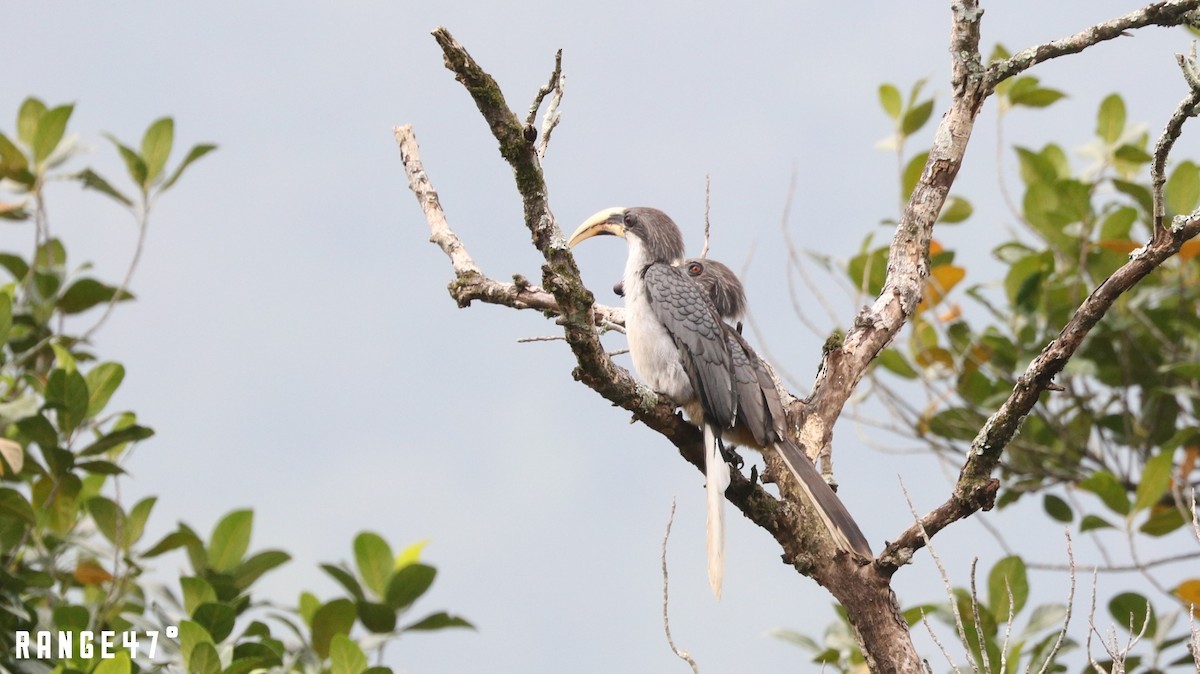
xmin=5 ymin=2 xmax=1198 ymax=672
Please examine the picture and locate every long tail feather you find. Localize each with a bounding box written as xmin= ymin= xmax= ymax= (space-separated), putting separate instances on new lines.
xmin=772 ymin=439 xmax=872 ymax=558
xmin=704 ymin=422 xmax=731 ymax=598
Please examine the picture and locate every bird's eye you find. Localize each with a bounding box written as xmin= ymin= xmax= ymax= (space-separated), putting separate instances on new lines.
xmin=688 ymin=262 xmax=703 ymax=276
xmin=623 ymin=212 xmax=636 ymax=228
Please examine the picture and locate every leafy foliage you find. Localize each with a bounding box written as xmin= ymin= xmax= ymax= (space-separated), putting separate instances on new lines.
xmin=811 ymin=57 xmax=1200 ymax=671
xmin=0 ymin=98 xmax=469 ymax=672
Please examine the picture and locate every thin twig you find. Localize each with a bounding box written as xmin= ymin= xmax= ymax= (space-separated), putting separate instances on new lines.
xmin=81 ymin=203 xmax=146 ymax=343
xmin=532 ymin=50 xmax=565 ymax=160
xmin=920 ymin=608 xmax=961 ymax=674
xmin=394 ymin=124 xmax=624 ymax=327
xmin=1085 ymin=569 xmax=1105 ymax=674
xmin=1034 ymin=530 xmax=1075 ymax=674
xmin=699 ymin=175 xmax=711 ymax=259
xmin=661 ymin=498 xmax=700 ymax=673
xmin=968 ymin=559 xmax=992 ymax=674
xmin=1025 ymin=549 xmax=1200 ymax=573
xmin=1153 ymin=42 xmax=1200 ymax=227
xmin=900 ymin=478 xmax=972 ymax=674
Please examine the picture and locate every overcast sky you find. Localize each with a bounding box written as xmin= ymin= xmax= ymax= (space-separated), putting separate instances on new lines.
xmin=5 ymin=2 xmax=1198 ymax=672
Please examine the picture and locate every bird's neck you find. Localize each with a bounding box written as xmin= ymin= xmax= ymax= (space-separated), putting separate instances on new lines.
xmin=623 ymin=236 xmax=676 ymax=283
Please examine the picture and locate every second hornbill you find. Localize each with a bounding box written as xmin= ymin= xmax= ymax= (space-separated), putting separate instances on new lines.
xmin=569 ymin=207 xmax=871 ymax=597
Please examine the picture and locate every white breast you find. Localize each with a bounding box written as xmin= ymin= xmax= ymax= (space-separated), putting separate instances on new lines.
xmin=622 ymin=240 xmax=694 ymax=403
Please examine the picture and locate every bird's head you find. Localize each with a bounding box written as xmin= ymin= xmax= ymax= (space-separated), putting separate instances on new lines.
xmin=682 ymin=258 xmax=746 ymax=322
xmin=567 ymin=206 xmax=686 ymax=264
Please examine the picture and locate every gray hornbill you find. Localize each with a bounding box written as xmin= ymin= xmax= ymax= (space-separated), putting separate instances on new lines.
xmin=678 ymin=258 xmax=871 ymax=557
xmin=568 ymin=207 xmax=871 ymax=597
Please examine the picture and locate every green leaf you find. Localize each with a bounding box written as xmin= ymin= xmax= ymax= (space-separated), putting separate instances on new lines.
xmin=1165 ymin=160 xmax=1200 ymax=216
xmin=106 ymin=134 xmax=148 ymax=188
xmin=45 ymin=367 xmax=89 ymax=435
xmin=384 ymin=563 xmax=436 ymax=610
xmin=902 ymin=151 xmax=928 ymax=199
xmin=938 ymin=195 xmax=973 ymax=224
xmin=1133 ymin=450 xmax=1174 ymax=512
xmin=925 ymin=407 xmax=985 ymax=441
xmin=32 ymin=104 xmax=73 ymax=165
xmin=321 ymin=563 xmax=366 ymax=601
xmin=76 ymin=168 xmax=134 ymax=207
xmin=193 ymin=602 xmax=237 ymax=642
xmin=299 ymin=591 xmax=321 ymax=626
xmin=53 ymin=604 xmax=89 ymax=630
xmin=988 ymin=555 xmax=1029 ymax=619
xmin=0 ymin=253 xmax=29 ymax=281
xmin=35 ymin=238 xmax=65 ymax=268
xmin=357 ymin=601 xmax=398 ymax=634
xmin=87 ymin=496 xmax=122 ymax=545
xmin=84 ymin=362 xmax=125 ymax=417
xmin=140 ymin=117 xmax=174 ymax=184
xmin=330 ymin=634 xmax=369 ymax=674
xmin=1108 ymin=592 xmax=1155 ymax=634
xmin=1097 ymin=94 xmax=1125 ymax=144
xmin=901 ymin=99 xmax=934 ymax=136
xmin=161 ymin=143 xmax=217 ymax=191
xmin=0 ymin=293 xmax=11 ymax=346
xmin=234 ymin=549 xmax=290 ymax=589
xmin=1098 ymin=206 xmax=1138 ymax=241
xmin=1022 ymin=604 xmax=1068 ymax=637
xmin=354 ymin=532 xmax=394 ymax=598
xmin=1042 ymin=494 xmax=1072 ymax=523
xmin=177 ymin=620 xmax=214 ymax=664
xmin=1114 ymin=144 xmax=1152 ymax=165
xmin=0 ymin=131 xmax=29 ymax=175
xmin=1078 ymin=471 xmax=1130 ymax=515
xmin=208 ymin=509 xmax=253 ymax=573
xmin=1079 ymin=514 xmax=1114 ymax=532
xmin=1005 ymin=251 xmax=1053 ymax=313
xmin=1140 ymin=506 xmax=1186 ymax=536
xmin=847 ymin=245 xmax=888 ymax=297
xmin=76 ymin=460 xmax=125 ymax=475
xmin=877 ymin=348 xmax=919 ymax=379
xmin=51 ymin=341 xmax=76 ymax=373
xmin=879 ymin=84 xmax=902 ymax=120
xmin=0 ymin=488 xmax=36 ymax=525
xmin=181 ymin=576 xmax=217 ymax=615
xmin=58 ymin=278 xmax=134 ymax=314
xmin=189 ymin=641 xmax=221 ymax=674
xmin=1010 ymin=86 xmax=1065 ymax=108
xmin=403 ymin=611 xmax=475 ymax=632
xmin=17 ymin=98 xmax=47 ymax=146
xmin=93 ymin=652 xmax=132 ymax=674
xmin=1015 ymin=147 xmax=1058 ymax=185
xmin=1113 ymin=178 xmax=1154 ymax=214
xmin=78 ymin=424 xmax=154 ymax=457
xmin=311 ymin=598 xmax=357 ymax=659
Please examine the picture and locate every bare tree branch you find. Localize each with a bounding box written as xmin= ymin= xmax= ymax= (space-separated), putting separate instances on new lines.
xmin=800 ymin=0 xmax=987 ymax=472
xmin=880 ymin=42 xmax=1200 ymax=571
xmin=986 ymin=0 xmax=1200 ymax=86
xmin=399 ymin=5 xmax=1200 ymax=672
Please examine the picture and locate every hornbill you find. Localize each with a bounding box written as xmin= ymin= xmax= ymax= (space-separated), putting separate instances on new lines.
xmin=569 ymin=207 xmax=871 ymax=597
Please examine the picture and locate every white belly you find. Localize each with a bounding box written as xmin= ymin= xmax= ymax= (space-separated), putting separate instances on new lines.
xmin=624 ymin=269 xmax=694 ymax=403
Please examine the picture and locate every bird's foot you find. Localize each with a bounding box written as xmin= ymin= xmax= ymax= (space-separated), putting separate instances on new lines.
xmin=718 ymin=438 xmax=743 ymax=471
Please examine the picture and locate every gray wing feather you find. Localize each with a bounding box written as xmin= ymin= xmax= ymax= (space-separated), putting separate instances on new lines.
xmin=643 ymin=263 xmax=737 ymax=428
xmin=728 ymin=327 xmax=873 ymax=557
xmin=772 ymin=438 xmax=873 ymax=557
